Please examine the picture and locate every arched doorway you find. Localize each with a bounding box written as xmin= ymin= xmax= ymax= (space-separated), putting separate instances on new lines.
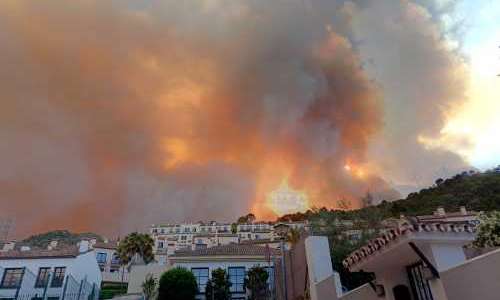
xmin=393 ymin=285 xmax=412 ymax=300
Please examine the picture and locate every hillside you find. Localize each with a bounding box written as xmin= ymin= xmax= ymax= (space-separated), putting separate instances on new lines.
xmin=277 ymin=169 xmax=500 ymax=223
xmin=375 ymin=169 xmax=500 ymax=219
xmin=21 ymin=230 xmax=103 ymax=248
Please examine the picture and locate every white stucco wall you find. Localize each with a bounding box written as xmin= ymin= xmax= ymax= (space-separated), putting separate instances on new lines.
xmin=429 ymin=243 xmax=467 ymax=271
xmin=441 ymin=248 xmax=500 ymax=300
xmin=0 ymin=250 xmax=101 ymax=297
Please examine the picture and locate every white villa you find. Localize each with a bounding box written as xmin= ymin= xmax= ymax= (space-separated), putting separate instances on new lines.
xmin=149 ymin=221 xmax=308 ymax=262
xmin=0 ymin=241 xmax=101 ymax=300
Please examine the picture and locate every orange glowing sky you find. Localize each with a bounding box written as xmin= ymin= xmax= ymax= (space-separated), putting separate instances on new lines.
xmin=0 ymin=0 xmax=499 ymax=238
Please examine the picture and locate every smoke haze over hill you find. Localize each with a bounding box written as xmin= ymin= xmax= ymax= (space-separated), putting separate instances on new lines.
xmin=0 ymin=0 xmax=475 ymax=237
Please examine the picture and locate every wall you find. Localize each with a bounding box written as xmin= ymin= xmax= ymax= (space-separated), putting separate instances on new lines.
xmin=0 ymin=252 xmax=101 ymax=299
xmin=127 ymin=264 xmax=170 ymax=294
xmin=172 ymin=259 xmax=274 ymax=300
xmin=441 ymin=248 xmax=500 ymax=300
xmin=341 ymin=284 xmax=379 ymax=300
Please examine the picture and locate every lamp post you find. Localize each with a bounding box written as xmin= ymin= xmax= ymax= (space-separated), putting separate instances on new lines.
xmin=274 ymin=223 xmax=290 ymax=300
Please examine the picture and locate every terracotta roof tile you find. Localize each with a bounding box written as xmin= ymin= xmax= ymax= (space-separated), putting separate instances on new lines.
xmin=171 ymin=244 xmax=280 ymax=257
xmin=342 ymin=222 xmax=477 ymax=270
xmin=92 ymin=241 xmax=118 ymax=250
xmin=0 ymin=246 xmax=80 ymax=260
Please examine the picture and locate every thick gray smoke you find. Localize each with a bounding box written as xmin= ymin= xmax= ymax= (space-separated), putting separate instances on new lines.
xmin=0 ymin=0 xmax=469 ymax=238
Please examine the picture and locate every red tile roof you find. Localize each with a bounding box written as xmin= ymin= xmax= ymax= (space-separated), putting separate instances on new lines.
xmin=0 ymin=246 xmax=80 ymax=260
xmin=342 ymin=222 xmax=477 ymax=269
xmin=92 ymin=241 xmax=118 ymax=250
xmin=171 ymin=244 xmax=280 ymax=257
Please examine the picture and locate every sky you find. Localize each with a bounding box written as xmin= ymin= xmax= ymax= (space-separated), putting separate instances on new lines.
xmin=0 ymin=0 xmax=499 ymax=238
xmin=429 ymin=0 xmax=500 ymax=170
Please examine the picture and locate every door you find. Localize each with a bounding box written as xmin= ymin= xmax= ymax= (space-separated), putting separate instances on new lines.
xmin=406 ymin=262 xmax=434 ymax=300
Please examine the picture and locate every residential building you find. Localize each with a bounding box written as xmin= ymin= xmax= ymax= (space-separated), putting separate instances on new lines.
xmin=91 ymin=241 xmax=128 ymax=283
xmin=169 ymin=244 xmax=280 ymax=300
xmin=333 ymin=220 xmax=500 ymax=300
xmin=149 ymin=221 xmax=309 ymax=260
xmin=413 ymin=206 xmax=479 ymax=225
xmin=0 ymin=241 xmax=101 ymax=300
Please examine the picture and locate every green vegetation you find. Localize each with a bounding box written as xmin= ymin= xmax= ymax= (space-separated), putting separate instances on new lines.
xmin=245 ymin=266 xmax=269 ymax=300
xmin=22 ymin=230 xmax=103 ymax=248
xmin=142 ymin=274 xmax=158 ymax=300
xmin=237 ymin=213 xmax=256 ymax=224
xmin=474 ymin=211 xmax=500 ymax=248
xmin=99 ymin=282 xmax=127 ymax=300
xmin=277 ymin=170 xmax=500 ymax=290
xmin=158 ymin=268 xmax=198 ymax=300
xmin=278 ymin=170 xmax=500 ymax=223
xmin=205 ymin=268 xmax=231 ymax=300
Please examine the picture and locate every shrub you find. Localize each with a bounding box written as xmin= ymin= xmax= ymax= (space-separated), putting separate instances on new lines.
xmin=158 ymin=268 xmax=198 ymax=300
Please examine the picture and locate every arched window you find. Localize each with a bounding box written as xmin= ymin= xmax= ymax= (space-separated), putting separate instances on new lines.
xmin=393 ymin=285 xmax=412 ymax=300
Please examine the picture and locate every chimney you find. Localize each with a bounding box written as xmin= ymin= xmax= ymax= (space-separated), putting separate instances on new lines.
xmin=79 ymin=240 xmax=90 ymax=253
xmin=48 ymin=240 xmax=58 ymax=250
xmin=20 ymin=246 xmax=31 ymax=252
xmin=436 ymin=207 xmax=446 ymax=217
xmin=2 ymin=241 xmax=15 ymax=252
xmin=460 ymin=206 xmax=467 ymax=215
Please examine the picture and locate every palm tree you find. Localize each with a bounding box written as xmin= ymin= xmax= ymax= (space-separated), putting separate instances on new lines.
xmin=142 ymin=274 xmax=158 ymax=300
xmin=116 ymin=232 xmax=155 ymax=272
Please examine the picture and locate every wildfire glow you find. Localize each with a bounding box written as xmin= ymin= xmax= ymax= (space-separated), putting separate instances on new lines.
xmin=266 ymin=179 xmax=310 ymax=216
xmin=344 ymin=162 xmax=367 ymax=179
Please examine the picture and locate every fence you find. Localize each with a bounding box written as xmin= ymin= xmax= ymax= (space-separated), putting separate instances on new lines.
xmin=0 ymin=268 xmax=99 ymax=300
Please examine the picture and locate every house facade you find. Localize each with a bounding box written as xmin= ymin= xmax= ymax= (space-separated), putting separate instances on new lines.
xmin=91 ymin=241 xmax=128 ymax=283
xmin=150 ymin=221 xmax=308 ymax=261
xmin=0 ymin=241 xmax=101 ymax=300
xmin=169 ymin=244 xmax=280 ymax=300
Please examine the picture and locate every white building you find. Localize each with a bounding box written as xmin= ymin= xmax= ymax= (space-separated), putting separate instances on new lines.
xmin=0 ymin=241 xmax=101 ymax=300
xmin=91 ymin=241 xmax=128 ymax=283
xmin=150 ymin=221 xmax=308 ymax=258
xmin=169 ymin=244 xmax=280 ymax=300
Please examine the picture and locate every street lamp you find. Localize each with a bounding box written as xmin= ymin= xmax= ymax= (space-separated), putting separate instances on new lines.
xmin=274 ymin=223 xmax=290 ymax=300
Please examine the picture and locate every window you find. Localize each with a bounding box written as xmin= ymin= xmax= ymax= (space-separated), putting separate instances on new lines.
xmin=191 ymin=268 xmax=209 ymax=294
xmin=111 ymin=254 xmax=120 ymax=265
xmin=35 ymin=268 xmax=51 ymax=288
xmin=1 ymin=268 xmax=24 ymax=288
xmin=51 ymin=267 xmax=66 ymax=287
xmin=181 ymin=235 xmax=187 ymax=241
xmin=264 ymin=267 xmax=274 ymax=293
xmin=158 ymin=241 xmax=164 ymax=249
xmin=96 ymin=252 xmax=107 ymax=264
xmin=228 ymin=267 xmax=245 ymax=293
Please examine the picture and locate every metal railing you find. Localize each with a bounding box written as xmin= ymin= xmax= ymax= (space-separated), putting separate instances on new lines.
xmin=0 ymin=270 xmax=99 ymax=300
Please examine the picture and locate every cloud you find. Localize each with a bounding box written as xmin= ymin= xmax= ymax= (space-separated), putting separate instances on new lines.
xmin=0 ymin=0 xmax=470 ymax=237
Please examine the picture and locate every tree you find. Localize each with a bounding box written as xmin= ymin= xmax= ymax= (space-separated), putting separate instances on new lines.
xmin=142 ymin=274 xmax=157 ymax=300
xmin=245 ymin=266 xmax=269 ymax=300
xmin=205 ymin=268 xmax=231 ymax=300
xmin=116 ymin=232 xmax=155 ymax=271
xmin=474 ymin=211 xmax=500 ymax=248
xmin=361 ymin=192 xmax=374 ymax=208
xmin=158 ymin=268 xmax=198 ymax=300
xmin=237 ymin=213 xmax=256 ymax=224
xmin=286 ymin=228 xmax=301 ymax=248
xmin=337 ymin=197 xmax=351 ymax=210
xmin=231 ymin=223 xmax=238 ymax=234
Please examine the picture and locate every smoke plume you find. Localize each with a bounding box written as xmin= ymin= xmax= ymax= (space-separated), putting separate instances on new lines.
xmin=0 ymin=0 xmax=469 ymax=237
